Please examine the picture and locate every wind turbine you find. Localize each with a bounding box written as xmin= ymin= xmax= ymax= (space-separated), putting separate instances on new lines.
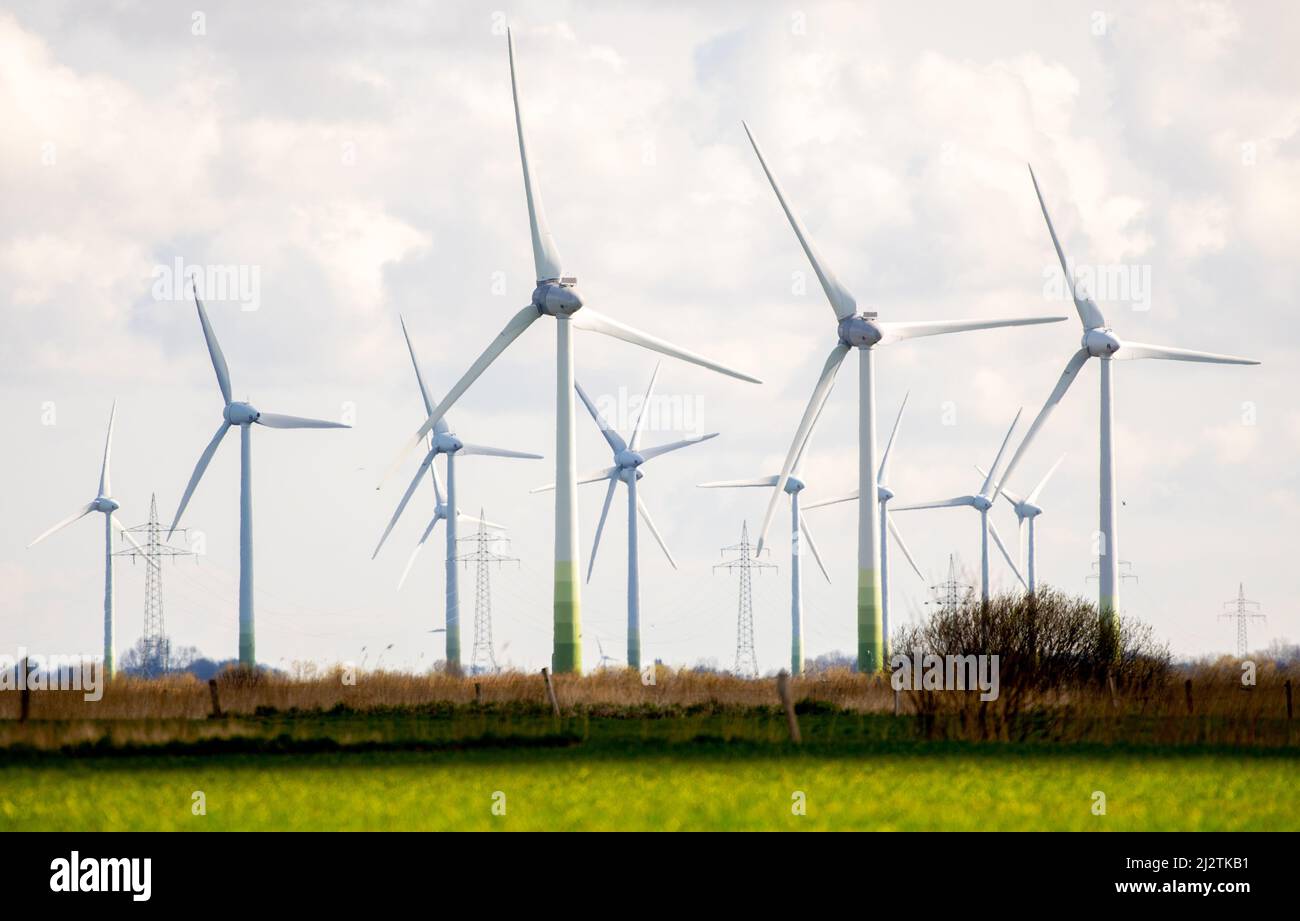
xmin=697 ymin=405 xmax=832 ymax=676
xmin=381 ymin=30 xmax=759 ymax=674
xmin=372 ymin=316 xmax=539 ymax=672
xmin=976 ymin=454 xmax=1064 ymax=594
xmin=533 ymin=365 xmax=716 ymax=671
xmin=742 ymin=122 xmax=1065 ymax=671
xmin=892 ymin=410 xmax=1027 ymax=603
xmin=169 ymin=290 xmax=350 ymax=668
xmin=28 ymin=402 xmax=151 ymax=679
xmin=803 ymin=392 xmax=926 ymax=657
xmin=995 ymin=164 xmax=1260 ymax=624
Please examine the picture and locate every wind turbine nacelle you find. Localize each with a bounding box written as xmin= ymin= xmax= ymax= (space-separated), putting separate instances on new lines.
xmin=224 ymin=402 xmax=260 ymax=424
xmin=616 ymin=449 xmax=646 ymax=469
xmin=92 ymin=496 xmax=120 ymax=513
xmin=435 ymin=433 xmax=464 ymax=453
xmin=972 ymin=495 xmax=993 ymax=512
xmin=1083 ymin=328 xmax=1121 ymax=357
xmin=838 ymin=314 xmax=883 ymax=348
xmin=533 ymin=281 xmax=583 ymax=316
xmin=785 ymin=476 xmax=806 ymax=494
xmin=877 ymin=485 xmax=894 ymax=502
xmin=1019 ymin=502 xmax=1043 ymax=518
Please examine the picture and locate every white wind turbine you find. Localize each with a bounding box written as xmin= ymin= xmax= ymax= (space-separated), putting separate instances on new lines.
xmin=372 ymin=316 xmax=539 ymax=672
xmin=892 ymin=411 xmax=1027 ymax=603
xmin=28 ymin=402 xmax=152 ymax=679
xmin=381 ymin=30 xmax=759 ymax=674
xmin=976 ymin=454 xmax=1064 ymax=594
xmin=169 ymin=291 xmax=350 ymax=668
xmin=803 ymin=392 xmax=926 ymax=655
xmin=995 ymin=164 xmax=1260 ymax=624
xmin=742 ymin=122 xmax=1065 ymax=671
xmin=532 ymin=365 xmax=716 ymax=672
xmin=697 ymin=405 xmax=832 ymax=676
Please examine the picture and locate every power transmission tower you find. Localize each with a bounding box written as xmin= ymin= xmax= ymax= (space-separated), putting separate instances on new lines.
xmin=113 ymin=493 xmax=194 ymax=676
xmin=1220 ymin=583 xmax=1265 ymax=658
xmin=715 ymin=521 xmax=775 ymax=678
xmin=455 ymin=510 xmax=516 ymax=675
xmin=926 ymin=554 xmax=974 ymax=614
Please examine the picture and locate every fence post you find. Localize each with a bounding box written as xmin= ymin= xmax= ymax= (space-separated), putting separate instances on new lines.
xmin=1184 ymin=679 xmax=1194 ymax=716
xmin=541 ymin=668 xmax=561 ymax=717
xmin=207 ymin=678 xmax=222 ymax=719
xmin=776 ymin=670 xmax=801 ymax=744
xmin=19 ymin=658 xmax=31 ymax=723
xmin=1107 ymin=674 xmax=1119 ymax=710
xmin=474 ymin=682 xmax=483 ymax=706
xmin=1285 ymin=679 xmax=1294 ymax=721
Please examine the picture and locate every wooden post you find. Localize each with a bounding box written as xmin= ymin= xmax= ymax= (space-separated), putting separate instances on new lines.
xmin=1107 ymin=674 xmax=1119 ymax=710
xmin=1184 ymin=678 xmax=1193 ymax=715
xmin=776 ymin=670 xmax=801 ymax=744
xmin=207 ymin=678 xmax=222 ymax=719
xmin=18 ymin=659 xmax=31 ymax=723
xmin=474 ymin=682 xmax=483 ymax=706
xmin=541 ymin=668 xmax=560 ymax=717
xmin=1285 ymin=679 xmax=1293 ymax=720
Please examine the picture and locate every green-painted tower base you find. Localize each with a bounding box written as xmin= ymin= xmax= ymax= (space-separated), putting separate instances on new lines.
xmin=553 ymin=560 xmax=582 ymax=674
xmin=857 ymin=568 xmax=884 ymax=673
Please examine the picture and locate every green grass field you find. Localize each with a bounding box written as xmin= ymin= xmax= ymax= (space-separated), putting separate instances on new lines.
xmin=4 ymin=732 xmax=1297 ymax=831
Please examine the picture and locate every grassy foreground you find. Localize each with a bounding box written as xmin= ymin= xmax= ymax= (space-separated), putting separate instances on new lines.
xmin=4 ymin=732 xmax=1297 ymax=831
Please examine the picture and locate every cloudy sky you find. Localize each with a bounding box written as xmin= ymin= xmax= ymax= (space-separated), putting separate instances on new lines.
xmin=2 ymin=0 xmax=1297 ymax=673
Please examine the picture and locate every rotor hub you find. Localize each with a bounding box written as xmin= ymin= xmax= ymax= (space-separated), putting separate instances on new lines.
xmin=1083 ymin=328 xmax=1121 ymax=358
xmin=224 ymin=401 xmax=260 ymax=425
xmin=436 ymin=433 xmax=463 ymax=454
xmin=93 ymin=497 xmax=120 ymax=513
xmin=877 ymin=485 xmax=894 ymax=502
xmin=972 ymin=495 xmax=993 ymax=512
xmin=615 ymin=449 xmax=645 ymax=469
xmin=838 ymin=313 xmax=882 ymax=349
xmin=532 ymin=280 xmax=583 ymax=317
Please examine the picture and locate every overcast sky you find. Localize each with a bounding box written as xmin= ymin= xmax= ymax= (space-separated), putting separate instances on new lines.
xmin=2 ymin=1 xmax=1297 ymax=674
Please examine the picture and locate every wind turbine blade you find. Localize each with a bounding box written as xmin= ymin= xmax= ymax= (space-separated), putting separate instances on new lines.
xmin=988 ymin=517 xmax=1027 ymax=589
xmin=97 ymin=400 xmax=118 ymax=497
xmin=628 ymin=362 xmax=661 ymax=451
xmin=457 ymin=511 xmax=506 ymax=530
xmin=28 ymin=502 xmax=95 ymax=547
xmin=974 ymin=465 xmax=1025 ymax=505
xmin=429 ymin=452 xmax=445 ymax=507
xmin=697 ymin=476 xmax=780 ymax=489
xmin=397 ymin=512 xmax=444 ymax=591
xmin=374 ymin=447 xmax=439 ymax=559
xmin=530 ymin=465 xmax=617 ymax=493
xmin=456 ymin=443 xmax=544 ymax=460
xmin=110 ymin=513 xmax=158 ymax=568
xmin=888 ymin=516 xmax=925 ymax=581
xmin=799 ymin=512 xmax=831 ymax=584
xmin=878 ymin=316 xmax=1066 ymax=344
xmin=256 ymin=413 xmax=349 ymax=430
xmin=877 ymin=391 xmax=908 ymax=483
xmin=399 ymin=314 xmax=439 ymax=422
xmin=637 ymin=432 xmax=718 ymax=462
xmin=741 ymin=121 xmax=857 ymax=321
xmin=756 ymin=341 xmax=850 ymax=550
xmin=1114 ymin=341 xmax=1260 ymax=365
xmin=382 ymin=305 xmax=540 ymax=488
xmin=637 ymin=495 xmax=676 ymax=569
xmin=996 ymin=347 xmax=1090 ymax=492
xmin=893 ymin=496 xmax=976 ymax=512
xmin=1027 ymin=163 xmax=1107 ymax=330
xmin=169 ymin=421 xmax=231 ymax=536
xmin=507 ymin=28 xmax=564 ymax=282
xmin=194 ymin=289 xmax=233 ymax=405
xmin=587 ymin=478 xmax=619 ymax=582
xmin=1026 ymin=454 xmax=1066 ymax=505
xmin=575 ymin=379 xmax=627 ymax=453
xmin=803 ymin=490 xmax=859 ymax=510
xmin=980 ymin=408 xmax=1023 ymax=499
xmin=571 ymin=308 xmax=761 ymax=384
